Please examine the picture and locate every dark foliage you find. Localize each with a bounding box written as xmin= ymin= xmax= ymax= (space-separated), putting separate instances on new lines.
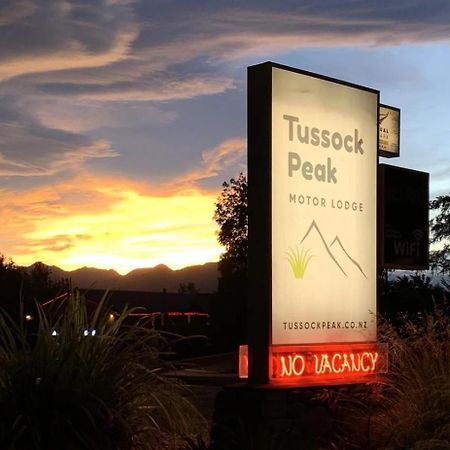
xmin=379 ymin=270 xmax=449 ymax=324
xmin=178 ymin=282 xmax=199 ymax=294
xmin=0 ymin=291 xmax=205 ymax=449
xmin=212 ymin=174 xmax=248 ymax=351
xmin=332 ymin=304 xmax=450 ymax=449
xmin=430 ymin=195 xmax=450 ymax=273
xmin=0 ymin=254 xmax=68 ymax=323
xmin=213 ymin=173 xmax=248 ymax=278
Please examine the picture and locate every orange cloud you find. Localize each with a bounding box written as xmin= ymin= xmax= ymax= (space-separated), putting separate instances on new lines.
xmin=0 ymin=173 xmax=223 ymax=274
xmin=173 ymin=137 xmax=246 ymax=186
xmin=69 ymin=75 xmax=236 ymax=102
xmin=24 ymin=98 xmax=178 ymax=133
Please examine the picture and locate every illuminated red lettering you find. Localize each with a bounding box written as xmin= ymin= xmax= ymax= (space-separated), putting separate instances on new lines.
xmin=350 ymin=353 xmax=360 ymax=371
xmin=280 ymin=355 xmax=305 ymax=376
xmin=280 ymin=356 xmax=292 ymax=376
xmin=369 ymin=352 xmax=378 ymax=370
xmin=238 ymin=344 xmax=388 ymax=386
xmin=331 ymin=353 xmax=343 ymax=373
xmin=293 ymin=355 xmax=305 ymax=375
xmin=341 ymin=353 xmax=351 ymax=372
xmin=360 ymin=351 xmax=378 ymax=372
xmin=313 ymin=354 xmax=320 ymax=373
xmin=321 ymin=354 xmax=333 ymax=374
xmin=291 ymin=350 xmax=380 ymax=378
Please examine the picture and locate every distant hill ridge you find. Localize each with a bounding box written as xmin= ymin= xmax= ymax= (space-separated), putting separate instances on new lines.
xmin=25 ymin=262 xmax=219 ymax=293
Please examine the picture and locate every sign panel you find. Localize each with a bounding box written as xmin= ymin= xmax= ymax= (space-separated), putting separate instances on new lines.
xmin=379 ymin=164 xmax=429 ymax=269
xmin=379 ymin=104 xmax=400 ymax=158
xmin=271 ymin=66 xmax=378 ymax=346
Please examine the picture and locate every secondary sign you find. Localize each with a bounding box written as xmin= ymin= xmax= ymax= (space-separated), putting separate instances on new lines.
xmin=379 ymin=104 xmax=400 ymax=158
xmin=379 ymin=164 xmax=429 ymax=269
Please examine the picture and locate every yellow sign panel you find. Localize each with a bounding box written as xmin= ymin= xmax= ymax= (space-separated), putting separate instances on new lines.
xmin=271 ymin=67 xmax=378 ymax=345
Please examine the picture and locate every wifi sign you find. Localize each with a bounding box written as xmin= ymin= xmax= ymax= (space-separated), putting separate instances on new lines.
xmin=412 ymin=229 xmax=424 ymax=242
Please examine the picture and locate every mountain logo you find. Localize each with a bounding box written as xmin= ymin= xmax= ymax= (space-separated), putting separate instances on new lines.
xmin=285 ymin=220 xmax=367 ymax=279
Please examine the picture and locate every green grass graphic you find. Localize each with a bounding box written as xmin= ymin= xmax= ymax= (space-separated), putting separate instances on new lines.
xmin=285 ymin=246 xmax=314 ymax=278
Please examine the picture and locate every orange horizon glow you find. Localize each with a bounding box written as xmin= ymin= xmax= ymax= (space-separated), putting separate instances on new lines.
xmin=0 ymin=173 xmax=224 ymax=275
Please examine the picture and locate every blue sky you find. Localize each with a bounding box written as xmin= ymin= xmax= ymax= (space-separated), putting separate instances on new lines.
xmin=0 ymin=0 xmax=449 ymax=272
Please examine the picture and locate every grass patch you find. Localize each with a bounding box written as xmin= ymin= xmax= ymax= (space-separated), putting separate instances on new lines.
xmin=0 ymin=290 xmax=206 ymax=450
xmin=332 ymin=303 xmax=450 ymax=449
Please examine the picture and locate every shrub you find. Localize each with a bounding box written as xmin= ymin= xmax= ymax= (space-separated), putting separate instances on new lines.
xmin=332 ymin=303 xmax=450 ymax=449
xmin=0 ymin=290 xmax=206 ymax=450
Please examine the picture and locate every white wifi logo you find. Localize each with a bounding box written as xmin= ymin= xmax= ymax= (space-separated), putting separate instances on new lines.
xmin=412 ymin=229 xmax=424 ymax=242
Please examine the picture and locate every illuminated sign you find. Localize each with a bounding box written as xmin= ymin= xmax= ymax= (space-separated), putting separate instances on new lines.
xmin=379 ymin=104 xmax=400 ymax=158
xmin=239 ymin=343 xmax=388 ymax=386
xmin=271 ymin=66 xmax=378 ymax=346
xmin=239 ymin=345 xmax=249 ymax=379
xmin=248 ymin=62 xmax=379 ymax=385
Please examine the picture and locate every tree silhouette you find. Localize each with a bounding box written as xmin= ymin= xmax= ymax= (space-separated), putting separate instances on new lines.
xmin=212 ymin=173 xmax=248 ymax=351
xmin=430 ymin=195 xmax=450 ymax=273
xmin=0 ymin=254 xmax=67 ymax=322
xmin=178 ymin=282 xmax=199 ymax=294
xmin=0 ymin=254 xmax=27 ymax=314
xmin=214 ymin=172 xmax=248 ymax=277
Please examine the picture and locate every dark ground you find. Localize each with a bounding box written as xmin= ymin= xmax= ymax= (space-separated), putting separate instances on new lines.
xmin=168 ymin=352 xmax=240 ymax=420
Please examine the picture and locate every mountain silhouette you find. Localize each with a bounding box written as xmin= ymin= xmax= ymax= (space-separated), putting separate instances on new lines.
xmin=300 ymin=220 xmax=347 ymax=276
xmin=24 ymin=262 xmax=219 ymax=293
xmin=329 ymin=236 xmax=367 ymax=279
xmin=299 ymin=220 xmax=366 ymax=278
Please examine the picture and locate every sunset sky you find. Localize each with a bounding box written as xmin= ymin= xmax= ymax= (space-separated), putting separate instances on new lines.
xmin=1 ymin=0 xmax=450 ymax=274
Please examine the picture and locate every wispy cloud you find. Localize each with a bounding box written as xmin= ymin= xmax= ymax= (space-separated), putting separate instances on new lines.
xmin=1 ymin=0 xmax=448 ymax=177
xmin=0 ymin=122 xmax=117 ymax=177
xmin=34 ymin=73 xmax=236 ymax=102
xmin=20 ymin=97 xmax=178 ymax=133
xmin=2 ymin=0 xmax=449 ymax=99
xmin=0 ymin=0 xmax=36 ymax=26
xmin=0 ymin=0 xmax=136 ymax=82
xmin=173 ymin=138 xmax=246 ymax=186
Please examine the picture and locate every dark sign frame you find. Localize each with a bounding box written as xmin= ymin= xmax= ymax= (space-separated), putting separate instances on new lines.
xmin=248 ymin=61 xmax=379 ymax=385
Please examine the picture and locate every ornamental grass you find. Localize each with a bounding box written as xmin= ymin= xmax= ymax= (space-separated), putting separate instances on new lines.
xmin=332 ymin=302 xmax=450 ymax=449
xmin=0 ymin=290 xmax=206 ymax=450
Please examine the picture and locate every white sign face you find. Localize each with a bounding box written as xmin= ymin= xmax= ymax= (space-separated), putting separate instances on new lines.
xmin=271 ymin=67 xmax=378 ymax=345
xmin=379 ymin=105 xmax=400 ymax=157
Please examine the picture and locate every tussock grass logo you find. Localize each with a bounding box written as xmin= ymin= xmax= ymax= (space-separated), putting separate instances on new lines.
xmin=285 ymin=220 xmax=367 ymax=280
xmin=285 ymin=246 xmax=314 ymax=278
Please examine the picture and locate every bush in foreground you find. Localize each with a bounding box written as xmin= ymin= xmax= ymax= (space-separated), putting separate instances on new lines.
xmin=334 ymin=303 xmax=450 ymax=449
xmin=0 ymin=290 xmax=205 ymax=450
